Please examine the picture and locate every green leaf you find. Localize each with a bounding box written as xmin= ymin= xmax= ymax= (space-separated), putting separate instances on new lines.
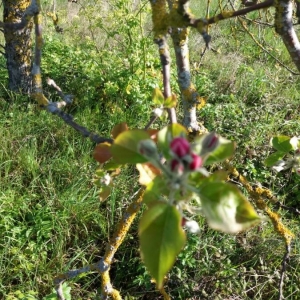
xmin=164 ymin=94 xmax=177 ymax=108
xmin=264 ymin=151 xmax=285 ymax=167
xmin=143 ymin=176 xmax=169 ymax=204
xmin=204 ymin=137 xmax=235 ymax=165
xmin=152 ymin=88 xmax=165 ymax=105
xmin=157 ymin=124 xmax=188 ymax=159
xmin=110 ymin=130 xmax=150 ymax=164
xmin=198 ymin=182 xmax=260 ymax=233
xmin=136 ymin=163 xmax=161 ymax=186
xmin=190 ymin=170 xmax=228 ymax=188
xmin=271 ymin=136 xmax=293 ymax=153
xmin=139 ymin=203 xmax=186 ymax=289
xmin=102 ymin=161 xmax=122 ymax=171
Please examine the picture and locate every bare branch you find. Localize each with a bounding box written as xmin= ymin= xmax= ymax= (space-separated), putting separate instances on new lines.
xmin=278 ymin=243 xmax=292 ymax=300
xmin=46 ymin=104 xmax=113 ymax=144
xmin=154 ymin=36 xmax=177 ymax=124
xmin=46 ymin=78 xmax=73 ymax=104
xmin=205 ymin=0 xmax=274 ymax=25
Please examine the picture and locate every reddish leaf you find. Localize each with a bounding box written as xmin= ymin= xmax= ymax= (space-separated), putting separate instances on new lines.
xmin=147 ymin=129 xmax=159 ymax=143
xmin=93 ymin=142 xmax=112 ymax=163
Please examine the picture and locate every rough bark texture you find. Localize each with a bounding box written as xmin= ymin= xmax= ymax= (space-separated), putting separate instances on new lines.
xmin=3 ymin=0 xmax=33 ymax=94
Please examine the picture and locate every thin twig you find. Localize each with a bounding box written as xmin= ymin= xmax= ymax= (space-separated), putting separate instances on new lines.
xmin=278 ymin=243 xmax=292 ymax=300
xmin=144 ymin=115 xmax=158 ymax=130
xmin=47 ymin=105 xmax=113 ymax=144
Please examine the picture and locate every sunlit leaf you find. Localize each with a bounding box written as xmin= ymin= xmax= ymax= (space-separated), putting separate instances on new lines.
xmin=164 ymin=94 xmax=177 ymax=108
xmin=264 ymin=151 xmax=285 ymax=167
xmin=190 ymin=170 xmax=228 ymax=188
xmin=143 ymin=175 xmax=169 ymax=204
xmin=271 ymin=136 xmax=293 ymax=153
xmin=110 ymin=130 xmax=150 ymax=164
xmin=93 ymin=142 xmax=112 ymax=163
xmin=111 ymin=122 xmax=129 ymax=139
xmin=152 ymin=88 xmax=165 ymax=105
xmin=198 ymin=182 xmax=260 ymax=233
xmin=99 ymin=186 xmax=111 ymax=202
xmin=137 ymin=163 xmax=161 ymax=186
xmin=102 ymin=161 xmax=122 ymax=171
xmin=157 ymin=124 xmax=188 ymax=159
xmin=139 ymin=202 xmax=186 ymax=289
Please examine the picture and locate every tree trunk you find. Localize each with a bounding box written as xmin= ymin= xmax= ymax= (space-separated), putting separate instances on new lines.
xmin=3 ymin=0 xmax=33 ymax=94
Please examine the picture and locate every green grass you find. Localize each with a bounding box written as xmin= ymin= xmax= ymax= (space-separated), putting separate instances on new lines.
xmin=1 ymin=0 xmax=300 ymax=299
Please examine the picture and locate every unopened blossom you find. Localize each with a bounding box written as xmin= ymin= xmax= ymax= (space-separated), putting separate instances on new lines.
xmin=170 ymin=159 xmax=184 ymax=175
xmin=170 ymin=137 xmax=190 ymax=158
xmin=201 ymin=132 xmax=219 ymax=154
xmin=189 ymin=153 xmax=203 ymax=170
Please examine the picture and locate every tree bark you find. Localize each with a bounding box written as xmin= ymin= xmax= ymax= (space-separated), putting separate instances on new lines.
xmin=3 ymin=0 xmax=33 ymax=94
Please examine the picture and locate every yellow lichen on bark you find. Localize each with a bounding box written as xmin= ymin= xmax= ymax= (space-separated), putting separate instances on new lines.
xmin=100 ymin=189 xmax=144 ymax=299
xmin=265 ymin=208 xmax=294 ymax=245
xmin=225 ymin=163 xmax=294 ymax=246
xmin=31 ymin=92 xmax=49 ymax=107
xmin=150 ymin=0 xmax=169 ymax=38
xmin=221 ymin=11 xmax=234 ymax=19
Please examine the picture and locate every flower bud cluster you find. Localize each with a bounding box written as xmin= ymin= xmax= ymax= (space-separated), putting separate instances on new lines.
xmin=170 ymin=137 xmax=202 ymax=174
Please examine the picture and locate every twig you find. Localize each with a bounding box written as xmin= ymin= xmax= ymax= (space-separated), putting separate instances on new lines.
xmin=154 ymin=36 xmax=177 ymax=124
xmin=278 ymin=242 xmax=292 ymax=300
xmin=46 ymin=77 xmax=73 ymax=104
xmin=144 ymin=115 xmax=158 ymax=130
xmin=46 ymin=104 xmax=113 ymax=144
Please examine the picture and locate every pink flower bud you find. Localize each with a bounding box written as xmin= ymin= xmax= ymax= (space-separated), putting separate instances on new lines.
xmin=170 ymin=159 xmax=184 ymax=174
xmin=202 ymin=132 xmax=219 ymax=153
xmin=170 ymin=137 xmax=190 ymax=157
xmin=295 ymin=168 xmax=300 ymax=176
xmin=189 ymin=153 xmax=203 ymax=170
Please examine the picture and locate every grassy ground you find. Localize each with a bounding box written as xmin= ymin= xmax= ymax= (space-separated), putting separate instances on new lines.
xmin=0 ymin=0 xmax=300 ymax=299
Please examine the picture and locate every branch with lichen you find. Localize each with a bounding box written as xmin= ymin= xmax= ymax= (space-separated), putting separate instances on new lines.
xmin=0 ymin=0 xmax=39 ymax=30
xmin=149 ymin=0 xmax=177 ymax=124
xmin=274 ymin=0 xmax=300 ymax=72
xmin=47 ymin=12 xmax=63 ymax=33
xmin=224 ymin=161 xmax=294 ymax=300
xmin=168 ymin=0 xmax=207 ymax=133
xmin=54 ymin=189 xmax=144 ymax=300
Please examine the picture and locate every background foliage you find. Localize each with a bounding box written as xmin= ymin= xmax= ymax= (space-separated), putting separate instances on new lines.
xmin=0 ymin=0 xmax=299 ymax=299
